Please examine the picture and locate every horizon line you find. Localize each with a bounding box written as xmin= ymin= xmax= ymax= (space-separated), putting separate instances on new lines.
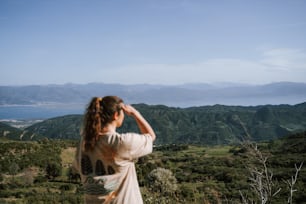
xmin=1 ymin=81 xmax=306 ymax=87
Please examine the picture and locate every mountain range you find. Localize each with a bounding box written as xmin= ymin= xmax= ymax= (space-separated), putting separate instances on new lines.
xmin=1 ymin=82 xmax=306 ymax=108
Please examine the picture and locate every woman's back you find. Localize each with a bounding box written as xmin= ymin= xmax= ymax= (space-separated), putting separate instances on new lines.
xmin=78 ymin=132 xmax=153 ymax=204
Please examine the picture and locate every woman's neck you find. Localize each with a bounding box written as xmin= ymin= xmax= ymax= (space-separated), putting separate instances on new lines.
xmin=101 ymin=123 xmax=117 ymax=134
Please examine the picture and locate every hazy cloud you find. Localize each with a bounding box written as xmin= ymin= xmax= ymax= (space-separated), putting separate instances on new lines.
xmin=260 ymin=48 xmax=306 ymax=70
xmin=99 ymin=48 xmax=306 ymax=85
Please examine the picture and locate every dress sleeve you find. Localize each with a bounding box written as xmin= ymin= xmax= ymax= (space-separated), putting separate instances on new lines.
xmin=119 ymin=133 xmax=153 ymax=160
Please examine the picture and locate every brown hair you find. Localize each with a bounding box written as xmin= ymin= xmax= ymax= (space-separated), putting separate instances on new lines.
xmin=82 ymin=96 xmax=123 ymax=151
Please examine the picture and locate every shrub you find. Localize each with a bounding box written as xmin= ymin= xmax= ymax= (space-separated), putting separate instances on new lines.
xmin=147 ymin=167 xmax=177 ymax=196
xmin=45 ymin=162 xmax=61 ymax=180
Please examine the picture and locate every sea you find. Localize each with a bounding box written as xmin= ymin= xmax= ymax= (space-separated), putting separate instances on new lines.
xmin=0 ymin=105 xmax=84 ymax=120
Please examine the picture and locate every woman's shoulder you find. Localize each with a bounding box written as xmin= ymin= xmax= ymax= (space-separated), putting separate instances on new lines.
xmin=102 ymin=132 xmax=152 ymax=148
xmin=99 ymin=132 xmax=132 ymax=145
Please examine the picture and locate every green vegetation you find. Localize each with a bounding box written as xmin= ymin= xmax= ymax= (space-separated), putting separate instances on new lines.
xmin=0 ymin=121 xmax=44 ymax=141
xmin=2 ymin=103 xmax=306 ymax=145
xmin=0 ymin=139 xmax=82 ymax=204
xmin=0 ymin=131 xmax=305 ymax=203
xmin=25 ymin=115 xmax=83 ymax=140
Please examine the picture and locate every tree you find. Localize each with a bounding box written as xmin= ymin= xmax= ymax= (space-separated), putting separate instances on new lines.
xmin=284 ymin=162 xmax=304 ymax=204
xmin=22 ymin=167 xmax=35 ymax=186
xmin=67 ymin=166 xmax=80 ymax=183
xmin=46 ymin=162 xmax=61 ymax=180
xmin=147 ymin=167 xmax=177 ymax=196
xmin=246 ymin=142 xmax=280 ymax=204
xmin=240 ymin=142 xmax=304 ymax=204
xmin=9 ymin=162 xmax=20 ymax=181
xmin=0 ymin=164 xmax=3 ymax=182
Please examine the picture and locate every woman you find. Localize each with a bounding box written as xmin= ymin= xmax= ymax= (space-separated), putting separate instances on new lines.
xmin=75 ymin=96 xmax=156 ymax=204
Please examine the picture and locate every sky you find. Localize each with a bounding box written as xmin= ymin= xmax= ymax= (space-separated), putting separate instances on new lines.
xmin=1 ymin=0 xmax=306 ymax=86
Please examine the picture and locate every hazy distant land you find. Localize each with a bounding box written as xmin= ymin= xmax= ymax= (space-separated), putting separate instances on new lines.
xmin=1 ymin=82 xmax=306 ymax=119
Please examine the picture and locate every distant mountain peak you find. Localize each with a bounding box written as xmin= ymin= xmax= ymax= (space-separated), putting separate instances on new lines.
xmin=0 ymin=82 xmax=306 ymax=108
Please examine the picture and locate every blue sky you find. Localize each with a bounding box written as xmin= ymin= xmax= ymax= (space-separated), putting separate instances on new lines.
xmin=1 ymin=0 xmax=306 ymax=85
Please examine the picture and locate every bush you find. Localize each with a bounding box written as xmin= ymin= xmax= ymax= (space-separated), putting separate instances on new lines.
xmin=34 ymin=175 xmax=48 ymax=183
xmin=147 ymin=167 xmax=177 ymax=196
xmin=45 ymin=162 xmax=61 ymax=180
xmin=59 ymin=184 xmax=72 ymax=191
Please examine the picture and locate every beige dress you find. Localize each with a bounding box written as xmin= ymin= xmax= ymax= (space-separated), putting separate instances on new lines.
xmin=75 ymin=132 xmax=153 ymax=204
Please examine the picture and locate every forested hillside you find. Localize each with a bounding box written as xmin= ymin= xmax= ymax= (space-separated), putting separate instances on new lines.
xmin=25 ymin=115 xmax=83 ymax=140
xmin=1 ymin=103 xmax=306 ymax=145
xmin=0 ymin=122 xmax=44 ymax=140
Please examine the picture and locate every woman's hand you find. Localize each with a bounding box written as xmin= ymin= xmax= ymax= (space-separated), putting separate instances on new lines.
xmin=121 ymin=104 xmax=138 ymax=116
xmin=121 ymin=103 xmax=156 ymax=141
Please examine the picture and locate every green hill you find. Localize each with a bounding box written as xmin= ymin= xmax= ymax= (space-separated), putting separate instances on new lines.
xmin=2 ymin=103 xmax=306 ymax=145
xmin=0 ymin=121 xmax=44 ymax=140
xmin=0 ymin=122 xmax=22 ymax=140
xmin=25 ymin=114 xmax=83 ymax=140
xmin=268 ymin=131 xmax=306 ymax=154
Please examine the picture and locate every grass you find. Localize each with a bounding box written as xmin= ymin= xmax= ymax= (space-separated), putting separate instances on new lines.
xmin=61 ymin=147 xmax=76 ymax=166
xmin=204 ymin=145 xmax=233 ymax=157
xmin=175 ymin=145 xmax=232 ymax=157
